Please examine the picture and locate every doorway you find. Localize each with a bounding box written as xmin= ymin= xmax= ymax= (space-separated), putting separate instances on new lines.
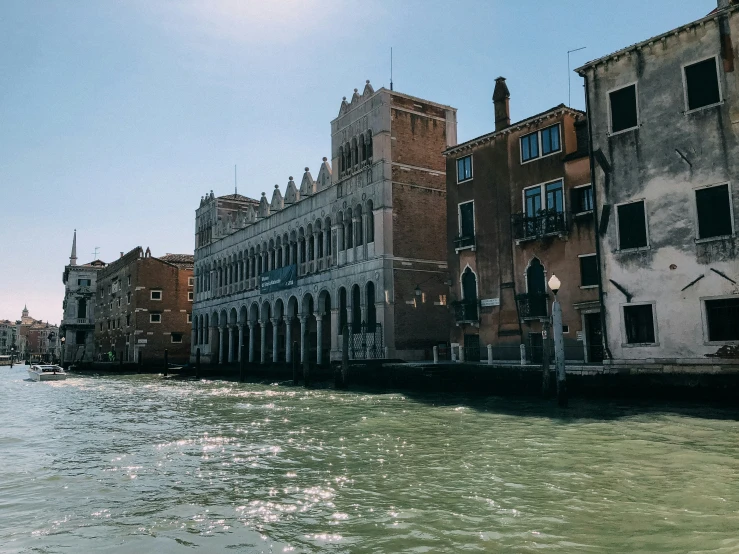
xmin=584 ymin=313 xmax=604 ymax=363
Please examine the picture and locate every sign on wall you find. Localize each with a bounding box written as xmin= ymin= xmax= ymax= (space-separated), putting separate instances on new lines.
xmin=480 ymin=298 xmax=500 ymax=307
xmin=260 ymin=265 xmax=297 ymax=294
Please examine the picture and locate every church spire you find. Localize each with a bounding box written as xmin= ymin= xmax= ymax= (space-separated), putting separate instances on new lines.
xmin=70 ymin=229 xmax=77 ymax=266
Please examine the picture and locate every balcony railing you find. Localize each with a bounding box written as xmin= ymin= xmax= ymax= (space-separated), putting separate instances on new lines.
xmin=511 ymin=210 xmax=567 ymax=241
xmin=516 ymin=293 xmax=549 ymax=319
xmin=452 ymin=300 xmax=479 ymax=322
xmin=454 ymin=234 xmax=476 ymax=250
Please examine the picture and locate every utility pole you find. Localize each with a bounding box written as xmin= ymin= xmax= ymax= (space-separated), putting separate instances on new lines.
xmin=567 ymin=47 xmax=586 ymax=107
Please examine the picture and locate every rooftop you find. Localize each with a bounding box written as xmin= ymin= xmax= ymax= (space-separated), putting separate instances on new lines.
xmin=158 ymin=253 xmax=195 ymax=269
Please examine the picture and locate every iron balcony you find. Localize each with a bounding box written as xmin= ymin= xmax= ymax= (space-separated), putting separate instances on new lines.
xmin=511 ymin=210 xmax=567 ymax=241
xmin=516 ymin=292 xmax=549 ymax=319
xmin=452 ymin=300 xmax=479 ymax=322
xmin=454 ymin=234 xmax=476 ymax=250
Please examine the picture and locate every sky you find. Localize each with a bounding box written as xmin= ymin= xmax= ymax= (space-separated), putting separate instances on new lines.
xmin=0 ymin=0 xmax=717 ymax=325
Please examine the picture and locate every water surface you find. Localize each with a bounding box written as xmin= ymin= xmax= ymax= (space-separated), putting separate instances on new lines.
xmin=2 ymin=365 xmax=738 ymax=553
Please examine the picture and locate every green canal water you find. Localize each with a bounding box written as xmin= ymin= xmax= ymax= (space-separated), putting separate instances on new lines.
xmin=2 ymin=365 xmax=739 ymax=553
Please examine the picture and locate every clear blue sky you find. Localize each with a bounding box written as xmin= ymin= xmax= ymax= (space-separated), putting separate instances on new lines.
xmin=0 ymin=0 xmax=716 ymax=324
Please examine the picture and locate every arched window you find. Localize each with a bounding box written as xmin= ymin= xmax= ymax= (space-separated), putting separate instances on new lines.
xmin=366 ymin=282 xmax=376 ymax=328
xmin=355 ymin=205 xmax=363 ymax=246
xmin=359 ymin=135 xmax=366 ymax=163
xmin=526 ymin=258 xmax=546 ymax=294
xmin=351 ymin=285 xmax=362 ymax=329
xmin=345 ymin=209 xmax=353 ymax=249
xmin=339 ymin=146 xmax=344 ymax=173
xmin=345 ymin=142 xmax=351 ymax=171
xmin=204 ymin=314 xmax=209 ymax=344
xmin=462 ymin=267 xmax=477 ymax=301
xmin=339 ymin=287 xmax=348 ymax=331
xmin=366 ymin=201 xmax=375 ymax=243
xmin=367 ymin=131 xmax=373 ymax=159
xmin=352 ymin=138 xmax=359 ymax=168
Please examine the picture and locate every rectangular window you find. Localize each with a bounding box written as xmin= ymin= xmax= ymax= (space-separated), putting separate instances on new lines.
xmin=127 ymin=275 xmax=131 ymax=286
xmin=126 ymin=314 xmax=130 ymax=327
xmin=459 ymin=201 xmax=475 ymax=237
xmin=540 ymin=124 xmax=561 ymax=156
xmin=617 ymin=201 xmax=648 ymax=250
xmin=705 ymin=298 xmax=739 ymax=341
xmin=579 ymin=254 xmax=598 ymax=287
xmin=150 ymin=313 xmax=161 ymax=323
xmin=188 ymin=291 xmax=194 ymax=301
xmin=456 ymin=156 xmax=472 ymax=182
xmin=609 ymin=84 xmax=638 ymax=133
xmin=623 ymin=304 xmax=656 ymax=344
xmin=151 ymin=290 xmax=162 ymax=300
xmin=127 ymin=292 xmax=131 ymax=304
xmin=116 ymin=298 xmax=121 ymax=307
xmin=521 ymin=132 xmax=539 ymax=162
xmin=77 ymin=278 xmax=91 ymax=287
xmin=75 ymin=331 xmax=86 ymax=345
xmin=171 ymin=333 xmax=183 ymax=343
xmin=188 ymin=277 xmax=194 ymax=287
xmin=545 ymin=180 xmax=564 ymax=213
xmin=685 ymin=57 xmax=721 ymax=111
xmin=187 ymin=313 xmax=192 ymax=323
xmin=696 ymin=184 xmax=733 ymax=239
xmin=572 ymin=185 xmax=594 ymax=213
xmin=524 ymin=186 xmax=542 ymax=217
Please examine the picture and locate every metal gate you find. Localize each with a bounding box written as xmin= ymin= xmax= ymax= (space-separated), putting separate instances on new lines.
xmin=350 ymin=322 xmax=384 ymax=359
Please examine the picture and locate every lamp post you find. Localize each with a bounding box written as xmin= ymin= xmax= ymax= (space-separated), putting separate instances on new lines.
xmin=61 ymin=336 xmax=66 ymax=368
xmin=548 ymin=274 xmax=567 ymax=407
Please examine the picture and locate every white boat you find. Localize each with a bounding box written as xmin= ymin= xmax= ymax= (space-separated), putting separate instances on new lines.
xmin=28 ymin=364 xmax=67 ymax=381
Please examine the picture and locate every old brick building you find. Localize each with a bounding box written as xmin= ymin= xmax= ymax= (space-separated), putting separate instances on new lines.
xmin=95 ymin=247 xmax=194 ymax=363
xmin=192 ymin=81 xmax=457 ymax=364
xmin=444 ymin=78 xmax=600 ymax=362
xmin=60 ymin=230 xmax=107 ymax=364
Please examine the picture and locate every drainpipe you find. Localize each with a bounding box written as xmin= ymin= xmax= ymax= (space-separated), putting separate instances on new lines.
xmin=583 ymin=73 xmax=613 ymax=361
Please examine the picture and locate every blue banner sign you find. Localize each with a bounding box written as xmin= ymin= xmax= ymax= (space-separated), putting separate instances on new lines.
xmin=260 ymin=265 xmax=297 ymax=293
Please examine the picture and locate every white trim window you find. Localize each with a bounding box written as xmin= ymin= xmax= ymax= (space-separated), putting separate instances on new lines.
xmin=683 ymin=55 xmax=722 ymax=113
xmin=188 ymin=291 xmax=194 ymax=301
xmin=456 ymin=200 xmax=476 ymax=250
xmin=622 ymin=302 xmax=657 ymax=346
xmin=702 ymin=295 xmax=739 ymax=343
xmin=150 ymin=313 xmax=162 ymax=323
xmin=456 ymin=155 xmax=472 ymax=183
xmin=608 ymin=83 xmax=638 ymax=135
xmin=578 ymin=254 xmax=598 ymax=288
xmin=695 ymin=183 xmax=734 ymax=240
xmin=150 ymin=290 xmax=162 ymax=301
xmin=520 ymin=124 xmax=561 ymax=164
xmin=187 ymin=313 xmax=192 ymax=323
xmin=188 ymin=277 xmax=194 ymax=287
xmin=571 ymin=183 xmax=594 ymax=214
xmin=171 ymin=332 xmax=183 ymax=344
xmin=616 ymin=200 xmax=649 ymax=251
xmin=523 ymin=179 xmax=565 ymax=217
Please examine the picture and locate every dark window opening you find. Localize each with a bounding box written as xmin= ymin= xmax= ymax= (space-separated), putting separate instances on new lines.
xmin=579 ymin=255 xmax=598 ymax=287
xmin=609 ymin=84 xmax=638 ymax=133
xmin=524 ymin=187 xmax=542 ymax=217
xmin=526 ymin=258 xmax=546 ymax=294
xmin=541 ymin=124 xmax=561 ymax=155
xmin=545 ymin=181 xmax=564 ymax=213
xmin=462 ymin=267 xmax=478 ymax=301
xmin=696 ymin=184 xmax=732 ymax=239
xmin=624 ymin=304 xmax=655 ymax=344
xmin=572 ymin=186 xmax=594 ymax=213
xmin=457 ymin=156 xmax=472 ymax=182
xmin=171 ymin=333 xmax=183 ymax=343
xmin=705 ymin=298 xmax=739 ymax=341
xmin=75 ymin=331 xmax=86 ymax=345
xmin=685 ymin=58 xmax=721 ymax=111
xmin=521 ymin=132 xmax=539 ymax=162
xmin=77 ymin=278 xmax=91 ymax=287
xmin=459 ymin=202 xmax=475 ymax=238
xmin=617 ymin=201 xmax=648 ymax=249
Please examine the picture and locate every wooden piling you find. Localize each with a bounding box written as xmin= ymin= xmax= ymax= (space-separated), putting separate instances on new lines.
xmin=164 ymin=349 xmax=168 ymax=377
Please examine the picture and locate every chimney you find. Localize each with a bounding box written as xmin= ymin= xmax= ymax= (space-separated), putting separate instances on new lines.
xmin=120 ymin=252 xmax=124 ymax=258
xmin=718 ymin=0 xmax=729 ymax=9
xmin=493 ymin=77 xmax=511 ymax=131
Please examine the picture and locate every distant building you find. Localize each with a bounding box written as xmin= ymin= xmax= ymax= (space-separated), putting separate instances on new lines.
xmin=94 ymin=247 xmax=194 ymax=363
xmin=17 ymin=306 xmax=60 ymax=362
xmin=60 ymin=230 xmax=107 ymax=364
xmin=576 ymin=0 xmax=739 ymax=364
xmin=443 ymin=78 xmax=600 ymax=363
xmin=191 ymin=81 xmax=457 ymax=365
xmin=0 ymin=319 xmax=19 ymax=356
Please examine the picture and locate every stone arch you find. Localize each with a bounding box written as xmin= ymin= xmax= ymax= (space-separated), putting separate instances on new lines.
xmin=248 ymin=302 xmax=260 ymax=324
xmin=239 ymin=304 xmax=248 ymax=324
xmin=461 ymin=265 xmax=478 ymax=301
xmin=301 ymin=292 xmax=314 ymax=317
xmin=351 ymin=283 xmax=362 ymax=328
xmin=525 ymin=257 xmax=546 ymax=294
xmin=260 ymin=299 xmax=272 ymax=323
xmin=229 ymin=307 xmax=238 ymax=325
xmin=365 ymin=281 xmax=376 ymax=328
xmin=286 ymin=295 xmax=299 ymax=319
xmin=273 ymin=298 xmax=285 ymax=320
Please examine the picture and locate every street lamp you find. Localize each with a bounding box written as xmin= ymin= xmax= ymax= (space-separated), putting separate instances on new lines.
xmin=548 ymin=274 xmax=567 ymax=407
xmin=61 ymin=336 xmax=66 ymax=368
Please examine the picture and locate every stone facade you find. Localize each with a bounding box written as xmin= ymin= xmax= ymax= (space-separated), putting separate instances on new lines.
xmin=444 ymin=79 xmax=600 ymax=363
xmin=576 ymin=1 xmax=739 ymax=364
xmin=17 ymin=306 xmax=60 ymax=362
xmin=191 ymin=82 xmax=457 ymax=364
xmin=94 ymin=248 xmax=194 ymax=363
xmin=0 ymin=319 xmax=19 ymax=356
xmin=60 ymin=230 xmax=107 ymax=364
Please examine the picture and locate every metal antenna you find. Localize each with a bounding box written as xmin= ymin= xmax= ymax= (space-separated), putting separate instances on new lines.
xmin=390 ymin=47 xmax=393 ymax=91
xmin=567 ymin=47 xmax=586 ymax=107
xmin=92 ymin=247 xmax=100 ymax=259
xmin=234 ymin=164 xmax=237 ymax=195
